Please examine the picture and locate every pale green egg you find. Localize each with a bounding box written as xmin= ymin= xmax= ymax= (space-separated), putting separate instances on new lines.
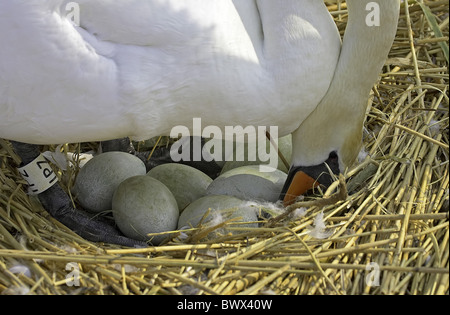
xmin=214 ymin=134 xmax=292 ymax=174
xmin=112 ymin=175 xmax=179 ymax=245
xmin=178 ymin=195 xmax=258 ymax=239
xmin=73 ymin=152 xmax=146 ymax=213
xmin=207 ymin=165 xmax=287 ymax=202
xmin=147 ymin=163 xmax=212 ymax=212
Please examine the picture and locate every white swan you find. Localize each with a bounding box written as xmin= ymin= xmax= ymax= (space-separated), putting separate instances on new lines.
xmin=0 ymin=0 xmax=400 ymax=244
xmin=0 ymin=0 xmax=342 ymax=143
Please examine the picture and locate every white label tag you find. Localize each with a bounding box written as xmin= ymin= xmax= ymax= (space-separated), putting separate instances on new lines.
xmin=18 ymin=154 xmax=58 ymax=195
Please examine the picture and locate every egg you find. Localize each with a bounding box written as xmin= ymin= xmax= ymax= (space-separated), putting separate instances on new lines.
xmin=207 ymin=165 xmax=287 ymax=202
xmin=216 ymin=134 xmax=292 ymax=174
xmin=112 ymin=175 xmax=179 ymax=245
xmin=178 ymin=195 xmax=258 ymax=239
xmin=73 ymin=152 xmax=146 ymax=213
xmin=147 ymin=163 xmax=212 ymax=212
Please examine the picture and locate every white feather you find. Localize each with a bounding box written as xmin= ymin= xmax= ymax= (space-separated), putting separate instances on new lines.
xmin=428 ymin=119 xmax=441 ymax=136
xmin=292 ymin=207 xmax=308 ymax=220
xmin=42 ymin=144 xmax=69 ymax=170
xmin=307 ymin=211 xmax=334 ymax=239
xmin=357 ymin=147 xmax=369 ymax=164
xmin=9 ymin=264 xmax=32 ymax=278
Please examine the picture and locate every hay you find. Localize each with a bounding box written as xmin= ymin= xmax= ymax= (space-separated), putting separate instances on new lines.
xmin=0 ymin=1 xmax=448 ymax=295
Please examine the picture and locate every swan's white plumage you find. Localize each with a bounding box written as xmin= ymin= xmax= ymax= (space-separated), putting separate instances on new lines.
xmin=0 ymin=0 xmax=340 ymax=144
xmin=0 ymin=0 xmax=400 ymax=174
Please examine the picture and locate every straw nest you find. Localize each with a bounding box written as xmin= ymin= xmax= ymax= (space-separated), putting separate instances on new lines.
xmin=1 ymin=1 xmax=448 ymax=295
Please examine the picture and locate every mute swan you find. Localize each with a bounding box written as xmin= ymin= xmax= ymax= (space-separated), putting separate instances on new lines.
xmin=0 ymin=0 xmax=400 ymax=246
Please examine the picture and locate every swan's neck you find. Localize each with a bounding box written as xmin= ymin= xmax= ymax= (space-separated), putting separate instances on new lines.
xmin=291 ymin=0 xmax=400 ymax=169
xmin=332 ymin=0 xmax=400 ymax=98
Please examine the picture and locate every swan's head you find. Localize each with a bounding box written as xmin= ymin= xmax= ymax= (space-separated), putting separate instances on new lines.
xmin=279 ymin=150 xmax=341 ymax=206
xmin=279 ymin=114 xmax=363 ymax=206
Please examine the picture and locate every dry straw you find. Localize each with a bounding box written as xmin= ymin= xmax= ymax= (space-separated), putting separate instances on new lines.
xmin=1 ymin=0 xmax=448 ymax=295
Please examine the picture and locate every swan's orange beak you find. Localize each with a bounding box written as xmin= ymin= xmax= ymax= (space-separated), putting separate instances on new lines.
xmin=280 ymin=171 xmax=319 ymax=206
xmin=279 ymin=152 xmax=341 ymax=207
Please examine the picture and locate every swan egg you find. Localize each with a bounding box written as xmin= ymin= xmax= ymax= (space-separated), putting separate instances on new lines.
xmin=112 ymin=175 xmax=179 ymax=245
xmin=147 ymin=163 xmax=212 ymax=212
xmin=207 ymin=165 xmax=287 ymax=202
xmin=178 ymin=195 xmax=258 ymax=239
xmin=73 ymin=152 xmax=146 ymax=213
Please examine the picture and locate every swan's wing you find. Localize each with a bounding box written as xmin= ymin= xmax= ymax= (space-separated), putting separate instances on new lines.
xmin=72 ymin=0 xmax=224 ymax=46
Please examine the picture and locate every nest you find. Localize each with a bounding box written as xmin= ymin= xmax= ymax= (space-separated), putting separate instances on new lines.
xmin=0 ymin=1 xmax=448 ymax=295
